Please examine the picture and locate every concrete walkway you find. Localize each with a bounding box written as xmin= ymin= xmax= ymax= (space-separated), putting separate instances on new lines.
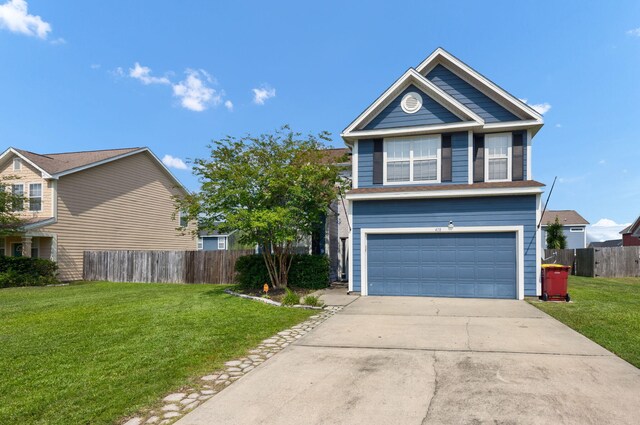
xmin=176 ymin=296 xmax=640 ymax=425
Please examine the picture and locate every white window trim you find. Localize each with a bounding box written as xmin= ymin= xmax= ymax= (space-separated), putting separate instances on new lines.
xmin=360 ymin=225 xmax=525 ymax=300
xmin=569 ymin=227 xmax=584 ymax=233
xmin=11 ymin=183 xmax=24 ymax=211
xmin=28 ymin=182 xmax=43 ymax=212
xmin=13 ymin=158 xmax=21 ymax=171
xmin=218 ymin=237 xmax=226 ymax=250
xmin=197 ymin=238 xmax=204 ymax=250
xmin=484 ymin=132 xmax=512 ymax=183
xmin=383 ymin=135 xmax=442 ymax=185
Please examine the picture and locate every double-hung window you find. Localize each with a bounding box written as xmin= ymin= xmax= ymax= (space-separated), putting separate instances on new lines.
xmin=218 ymin=237 xmax=226 ymax=250
xmin=384 ymin=135 xmax=441 ymax=184
xmin=11 ymin=184 xmax=24 ymax=211
xmin=485 ymin=133 xmax=511 ymax=182
xmin=29 ymin=183 xmax=42 ymax=212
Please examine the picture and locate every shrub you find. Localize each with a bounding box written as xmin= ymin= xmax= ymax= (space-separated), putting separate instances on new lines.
xmin=281 ymin=289 xmax=300 ymax=306
xmin=0 ymin=256 xmax=59 ymax=288
xmin=235 ymin=254 xmax=330 ymax=290
xmin=302 ymin=295 xmax=323 ymax=307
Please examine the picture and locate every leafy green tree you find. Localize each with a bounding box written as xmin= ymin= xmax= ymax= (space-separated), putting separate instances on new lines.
xmin=0 ymin=177 xmax=26 ymax=236
xmin=546 ymin=216 xmax=567 ymax=249
xmin=177 ymin=126 xmax=348 ymax=288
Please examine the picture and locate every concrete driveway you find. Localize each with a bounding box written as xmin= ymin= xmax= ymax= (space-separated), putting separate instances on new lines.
xmin=177 ymin=296 xmax=640 ymax=425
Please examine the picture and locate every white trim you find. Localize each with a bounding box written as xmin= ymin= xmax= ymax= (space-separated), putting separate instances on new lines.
xmin=197 ymin=238 xmax=204 ymax=250
xmin=478 ymin=120 xmax=543 ymax=135
xmin=345 ymin=186 xmax=543 ymax=201
xmin=400 ymin=91 xmax=423 ymax=114
xmin=11 ymin=183 xmax=24 ymax=212
xmin=352 ymin=141 xmax=358 ymax=189
xmin=383 ymin=134 xmax=441 ymax=185
xmin=28 ymin=181 xmax=43 ymax=212
xmin=51 ymin=180 xmax=58 ymax=219
xmin=415 ymin=48 xmax=544 ymax=123
xmin=0 ymin=148 xmax=52 ymax=179
xmin=467 ymin=130 xmax=473 ymax=184
xmin=526 ymin=129 xmax=532 ymax=180
xmin=348 ymin=200 xmax=353 ymax=293
xmin=569 ymin=227 xmax=585 ymax=233
xmin=341 ymin=68 xmax=484 ymax=137
xmin=218 ymin=237 xmax=227 ymax=250
xmin=343 ymin=121 xmax=480 ymax=142
xmin=484 ymin=132 xmax=512 ymax=183
xmin=360 ymin=225 xmax=525 ymax=299
xmin=535 ymin=194 xmax=542 ymax=296
xmin=23 ymin=217 xmax=57 ymax=230
xmin=13 ymin=158 xmax=22 ymax=171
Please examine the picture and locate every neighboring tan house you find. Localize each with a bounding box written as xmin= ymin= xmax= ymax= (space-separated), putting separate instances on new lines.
xmin=541 ymin=210 xmax=589 ymax=249
xmin=343 ymin=47 xmax=546 ymax=300
xmin=620 ymin=215 xmax=640 ymax=246
xmin=0 ymin=147 xmax=196 ymax=280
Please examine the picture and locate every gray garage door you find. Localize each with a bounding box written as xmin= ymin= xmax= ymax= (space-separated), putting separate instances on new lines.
xmin=367 ymin=232 xmax=516 ymax=299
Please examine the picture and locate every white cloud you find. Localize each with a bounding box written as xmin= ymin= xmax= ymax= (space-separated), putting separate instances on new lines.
xmin=555 ymin=123 xmax=562 ymax=128
xmin=162 ymin=154 xmax=188 ymax=170
xmin=598 ymin=159 xmax=606 ymax=165
xmin=626 ymin=27 xmax=640 ymax=37
xmin=172 ymin=69 xmax=221 ymax=112
xmin=252 ymin=85 xmax=276 ymax=105
xmin=587 ymin=218 xmax=631 ymax=242
xmin=90 ymin=64 xmax=101 ymax=70
xmin=129 ymin=62 xmax=170 ymax=85
xmin=111 ymin=66 xmax=125 ymax=77
xmin=519 ymin=98 xmax=551 ymax=115
xmin=50 ymin=36 xmax=65 ymax=45
xmin=0 ymin=0 xmax=51 ymax=39
xmin=224 ymin=100 xmax=233 ymax=111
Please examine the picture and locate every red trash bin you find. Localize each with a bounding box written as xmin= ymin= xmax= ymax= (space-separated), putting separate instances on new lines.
xmin=541 ymin=264 xmax=571 ymax=302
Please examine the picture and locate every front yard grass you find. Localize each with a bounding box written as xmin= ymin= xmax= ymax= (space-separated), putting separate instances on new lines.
xmin=0 ymin=282 xmax=315 ymax=424
xmin=529 ymin=276 xmax=640 ymax=368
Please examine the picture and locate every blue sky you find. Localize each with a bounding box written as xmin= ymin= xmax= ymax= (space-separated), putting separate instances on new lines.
xmin=1 ymin=0 xmax=639 ymax=241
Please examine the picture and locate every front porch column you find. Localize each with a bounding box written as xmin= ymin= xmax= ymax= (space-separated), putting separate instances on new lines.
xmin=21 ymin=236 xmax=32 ymax=258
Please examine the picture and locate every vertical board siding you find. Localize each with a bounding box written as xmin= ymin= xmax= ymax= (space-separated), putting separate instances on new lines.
xmin=358 ymin=139 xmax=374 ymax=187
xmin=83 ymin=250 xmax=254 ymax=283
xmin=351 ymin=195 xmax=538 ymax=296
xmin=364 ymin=85 xmax=462 ymax=130
xmin=451 ymin=132 xmax=468 ymax=184
xmin=426 ymin=64 xmax=519 ymax=123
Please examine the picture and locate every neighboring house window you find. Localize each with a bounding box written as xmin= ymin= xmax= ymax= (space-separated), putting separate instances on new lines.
xmin=31 ymin=247 xmax=39 ymax=258
xmin=384 ymin=135 xmax=441 ymax=183
xmin=13 ymin=158 xmax=21 ymax=171
xmin=197 ymin=238 xmax=203 ymax=250
xmin=218 ymin=237 xmax=226 ymax=250
xmin=11 ymin=184 xmax=24 ymax=211
xmin=485 ymin=133 xmax=512 ymax=182
xmin=29 ymin=183 xmax=42 ymax=212
xmin=570 ymin=227 xmax=584 ymax=232
xmin=0 ymin=238 xmax=4 ymax=256
xmin=179 ymin=211 xmax=188 ymax=227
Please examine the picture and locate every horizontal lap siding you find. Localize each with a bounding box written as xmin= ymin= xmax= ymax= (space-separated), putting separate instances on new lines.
xmin=352 ymin=195 xmax=538 ymax=296
xmin=0 ymin=156 xmax=54 ymax=220
xmin=426 ymin=64 xmax=519 ymax=123
xmin=364 ymin=85 xmax=462 ymax=130
xmin=42 ymin=152 xmax=196 ymax=281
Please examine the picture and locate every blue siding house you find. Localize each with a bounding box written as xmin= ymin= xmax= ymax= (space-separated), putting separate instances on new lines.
xmin=342 ymin=48 xmax=545 ymax=299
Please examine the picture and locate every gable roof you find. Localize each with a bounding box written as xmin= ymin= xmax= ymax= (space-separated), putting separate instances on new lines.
xmin=0 ymin=146 xmax=189 ymax=194
xmin=588 ymin=239 xmax=623 ymax=248
xmin=541 ymin=210 xmax=589 ymax=226
xmin=342 ymin=48 xmax=543 ymax=143
xmin=620 ymin=215 xmax=640 ymax=235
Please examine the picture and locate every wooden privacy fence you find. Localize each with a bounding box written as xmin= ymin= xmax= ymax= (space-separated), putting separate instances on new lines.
xmin=83 ymin=250 xmax=254 ymax=284
xmin=544 ymin=247 xmax=640 ymax=278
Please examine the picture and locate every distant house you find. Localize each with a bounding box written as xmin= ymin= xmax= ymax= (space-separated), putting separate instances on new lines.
xmin=620 ymin=215 xmax=640 ymax=246
xmin=588 ymin=240 xmax=623 ymax=248
xmin=0 ymin=147 xmax=196 ymax=280
xmin=198 ymin=230 xmax=237 ymax=251
xmin=541 ymin=210 xmax=589 ymax=249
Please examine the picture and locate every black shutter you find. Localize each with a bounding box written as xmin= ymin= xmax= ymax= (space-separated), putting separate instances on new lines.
xmin=372 ymin=139 xmax=383 ymax=185
xmin=441 ymin=134 xmax=452 ymax=182
xmin=512 ymin=132 xmax=524 ymax=181
xmin=473 ymin=134 xmax=484 ymax=183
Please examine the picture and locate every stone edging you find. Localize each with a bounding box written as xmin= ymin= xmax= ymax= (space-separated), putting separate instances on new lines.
xmin=122 ymin=306 xmax=342 ymax=425
xmin=223 ymin=288 xmax=324 ymax=310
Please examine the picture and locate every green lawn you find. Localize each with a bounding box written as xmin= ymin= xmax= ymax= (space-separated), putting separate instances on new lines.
xmin=529 ymin=276 xmax=640 ymax=368
xmin=0 ymin=282 xmax=314 ymax=424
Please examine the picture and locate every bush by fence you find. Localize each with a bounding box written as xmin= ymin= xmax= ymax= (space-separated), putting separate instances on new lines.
xmin=83 ymin=250 xmax=254 ymax=284
xmin=0 ymin=256 xmax=59 ymax=288
xmin=544 ymin=247 xmax=640 ymax=278
xmin=235 ymin=254 xmax=330 ymax=290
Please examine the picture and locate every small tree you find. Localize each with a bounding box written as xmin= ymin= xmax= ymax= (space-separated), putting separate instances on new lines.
xmin=546 ymin=216 xmax=567 ymax=249
xmin=177 ymin=126 xmax=348 ymax=289
xmin=0 ymin=177 xmax=26 ymax=236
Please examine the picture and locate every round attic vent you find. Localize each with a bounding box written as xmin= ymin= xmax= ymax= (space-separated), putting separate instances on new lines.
xmin=401 ymin=92 xmax=422 ymax=114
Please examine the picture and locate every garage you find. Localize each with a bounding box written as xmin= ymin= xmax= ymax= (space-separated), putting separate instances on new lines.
xmin=366 ymin=232 xmax=517 ymax=299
